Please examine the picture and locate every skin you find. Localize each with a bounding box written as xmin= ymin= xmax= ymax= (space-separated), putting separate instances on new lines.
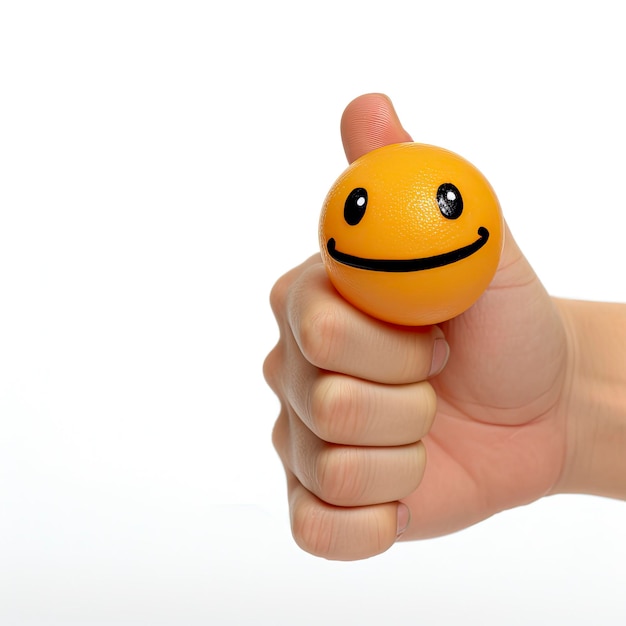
xmin=264 ymin=93 xmax=626 ymax=561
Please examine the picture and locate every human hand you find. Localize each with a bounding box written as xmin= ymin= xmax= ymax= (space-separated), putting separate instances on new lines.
xmin=264 ymin=94 xmax=570 ymax=560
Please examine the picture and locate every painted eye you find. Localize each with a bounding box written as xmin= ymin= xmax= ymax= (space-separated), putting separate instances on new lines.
xmin=437 ymin=183 xmax=463 ymax=220
xmin=344 ymin=187 xmax=368 ymax=225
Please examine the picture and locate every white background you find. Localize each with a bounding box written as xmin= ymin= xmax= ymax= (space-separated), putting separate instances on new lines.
xmin=1 ymin=1 xmax=625 ymax=624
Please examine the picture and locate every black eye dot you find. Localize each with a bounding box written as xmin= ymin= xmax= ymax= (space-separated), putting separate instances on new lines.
xmin=344 ymin=187 xmax=368 ymax=226
xmin=437 ymin=183 xmax=463 ymax=219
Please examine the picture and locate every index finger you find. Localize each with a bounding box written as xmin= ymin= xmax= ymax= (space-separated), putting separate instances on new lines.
xmin=287 ymin=261 xmax=446 ymax=385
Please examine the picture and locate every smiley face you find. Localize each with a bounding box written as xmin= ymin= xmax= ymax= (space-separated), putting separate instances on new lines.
xmin=319 ymin=142 xmax=504 ymax=325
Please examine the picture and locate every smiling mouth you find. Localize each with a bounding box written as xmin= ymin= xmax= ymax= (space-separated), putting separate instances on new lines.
xmin=327 ymin=227 xmax=490 ymax=272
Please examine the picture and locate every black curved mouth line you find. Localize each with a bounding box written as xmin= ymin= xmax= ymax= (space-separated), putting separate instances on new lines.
xmin=327 ymin=227 xmax=490 ymax=273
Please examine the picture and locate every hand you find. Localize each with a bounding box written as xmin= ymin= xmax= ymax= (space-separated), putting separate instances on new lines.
xmin=264 ymin=94 xmax=570 ymax=560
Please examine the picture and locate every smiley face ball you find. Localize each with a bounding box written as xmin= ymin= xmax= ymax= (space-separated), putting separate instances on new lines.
xmin=319 ymin=142 xmax=504 ymax=325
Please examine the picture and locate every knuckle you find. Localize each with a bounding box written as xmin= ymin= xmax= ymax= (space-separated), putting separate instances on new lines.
xmin=315 ymin=447 xmax=364 ymax=506
xmin=262 ymin=344 xmax=282 ymax=392
xmin=268 ymin=273 xmax=289 ymax=317
xmin=297 ymin=303 xmax=345 ymax=369
xmin=310 ymin=375 xmax=361 ymax=444
xmin=271 ymin=410 xmax=289 ymax=457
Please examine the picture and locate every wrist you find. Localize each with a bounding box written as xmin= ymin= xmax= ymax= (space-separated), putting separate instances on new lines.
xmin=553 ymin=298 xmax=626 ymax=499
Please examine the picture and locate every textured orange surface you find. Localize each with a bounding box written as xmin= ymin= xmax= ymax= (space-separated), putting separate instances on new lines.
xmin=319 ymin=142 xmax=503 ymax=325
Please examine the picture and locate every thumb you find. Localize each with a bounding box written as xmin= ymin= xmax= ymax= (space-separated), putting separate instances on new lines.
xmin=340 ymin=93 xmax=412 ymax=163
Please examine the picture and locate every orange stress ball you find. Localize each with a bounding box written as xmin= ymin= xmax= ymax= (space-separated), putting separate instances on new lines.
xmin=319 ymin=142 xmax=504 ymax=325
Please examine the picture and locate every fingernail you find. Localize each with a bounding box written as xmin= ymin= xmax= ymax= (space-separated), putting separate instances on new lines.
xmin=396 ymin=502 xmax=411 ymax=538
xmin=428 ymin=338 xmax=450 ymax=377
